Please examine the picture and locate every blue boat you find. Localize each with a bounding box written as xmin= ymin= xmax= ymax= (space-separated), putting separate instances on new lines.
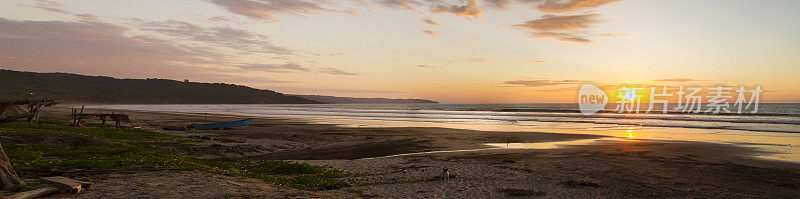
xmin=194 ymin=118 xmax=254 ymax=130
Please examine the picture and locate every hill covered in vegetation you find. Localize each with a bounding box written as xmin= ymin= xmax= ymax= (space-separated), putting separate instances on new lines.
xmin=0 ymin=69 xmax=320 ymax=104
xmin=294 ymin=95 xmax=438 ymax=104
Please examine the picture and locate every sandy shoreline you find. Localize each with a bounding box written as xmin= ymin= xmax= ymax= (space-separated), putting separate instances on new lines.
xmin=36 ymin=106 xmax=800 ymax=198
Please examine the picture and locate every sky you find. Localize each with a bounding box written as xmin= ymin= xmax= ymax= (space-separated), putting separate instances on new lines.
xmin=0 ymin=0 xmax=799 ymax=103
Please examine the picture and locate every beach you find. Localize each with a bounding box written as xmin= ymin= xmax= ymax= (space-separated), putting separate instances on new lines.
xmin=4 ymin=0 xmax=800 ymax=198
xmin=28 ymin=106 xmax=800 ymax=198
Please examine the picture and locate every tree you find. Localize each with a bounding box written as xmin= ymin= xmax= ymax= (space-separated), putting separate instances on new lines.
xmin=0 ymin=142 xmax=24 ymax=190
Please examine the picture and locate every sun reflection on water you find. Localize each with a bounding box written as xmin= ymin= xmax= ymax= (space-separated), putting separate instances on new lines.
xmin=627 ymin=126 xmax=635 ymax=139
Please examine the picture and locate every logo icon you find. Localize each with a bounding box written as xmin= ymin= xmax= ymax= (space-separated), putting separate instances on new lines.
xmin=578 ymin=84 xmax=607 ymax=115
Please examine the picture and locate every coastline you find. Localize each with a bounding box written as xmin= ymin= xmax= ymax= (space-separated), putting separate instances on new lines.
xmin=36 ymin=106 xmax=800 ymax=198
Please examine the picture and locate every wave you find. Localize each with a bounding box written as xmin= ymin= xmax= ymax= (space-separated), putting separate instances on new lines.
xmin=88 ymin=104 xmax=800 ymax=134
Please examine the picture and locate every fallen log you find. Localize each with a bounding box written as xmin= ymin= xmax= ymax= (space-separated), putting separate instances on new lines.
xmin=6 ymin=187 xmax=59 ymax=199
xmin=39 ymin=176 xmax=91 ymax=194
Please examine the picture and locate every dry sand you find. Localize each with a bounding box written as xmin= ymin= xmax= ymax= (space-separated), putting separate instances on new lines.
xmin=35 ymin=106 xmax=800 ymax=198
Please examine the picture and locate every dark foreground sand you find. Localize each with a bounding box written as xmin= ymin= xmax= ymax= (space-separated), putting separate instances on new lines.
xmin=36 ymin=107 xmax=800 ymax=198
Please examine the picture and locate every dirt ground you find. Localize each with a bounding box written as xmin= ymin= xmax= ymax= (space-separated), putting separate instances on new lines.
xmin=75 ymin=170 xmax=355 ymax=199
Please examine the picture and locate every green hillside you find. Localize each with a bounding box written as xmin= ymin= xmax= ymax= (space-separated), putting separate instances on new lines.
xmin=294 ymin=95 xmax=438 ymax=104
xmin=0 ymin=69 xmax=321 ymax=104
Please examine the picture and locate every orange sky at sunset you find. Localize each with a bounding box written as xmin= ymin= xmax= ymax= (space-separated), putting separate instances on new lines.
xmin=1 ymin=0 xmax=799 ymax=103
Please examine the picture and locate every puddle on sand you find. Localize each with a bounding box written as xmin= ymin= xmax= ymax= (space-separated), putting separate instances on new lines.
xmin=368 ymin=138 xmax=623 ymax=159
xmin=485 ymin=138 xmax=621 ymax=149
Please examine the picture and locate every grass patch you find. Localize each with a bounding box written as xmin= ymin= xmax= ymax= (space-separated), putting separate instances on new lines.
xmin=498 ymin=188 xmax=546 ymax=197
xmin=2 ymin=122 xmax=198 ymax=173
xmin=196 ymin=157 xmax=347 ymax=190
xmin=0 ymin=121 xmax=178 ymax=141
xmin=0 ymin=120 xmax=345 ymax=191
xmin=344 ymin=188 xmax=364 ymax=194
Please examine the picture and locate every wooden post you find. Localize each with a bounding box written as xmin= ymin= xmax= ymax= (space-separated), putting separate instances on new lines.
xmin=0 ymin=142 xmax=24 ymax=190
xmin=34 ymin=104 xmax=43 ymax=123
xmin=76 ymin=105 xmax=84 ymax=126
xmin=72 ymin=108 xmax=78 ymax=126
xmin=25 ymin=104 xmax=35 ymax=122
xmin=26 ymin=104 xmax=43 ymax=123
xmin=33 ymin=105 xmax=41 ymax=123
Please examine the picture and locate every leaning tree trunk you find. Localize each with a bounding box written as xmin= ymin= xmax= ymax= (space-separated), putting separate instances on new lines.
xmin=0 ymin=142 xmax=24 ymax=190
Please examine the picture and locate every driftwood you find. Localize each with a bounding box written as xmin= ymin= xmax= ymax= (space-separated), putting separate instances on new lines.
xmin=0 ymin=142 xmax=24 ymax=190
xmin=39 ymin=176 xmax=92 ymax=194
xmin=0 ymin=99 xmax=58 ymax=124
xmin=70 ymin=107 xmax=130 ymax=128
xmin=6 ymin=187 xmax=59 ymax=199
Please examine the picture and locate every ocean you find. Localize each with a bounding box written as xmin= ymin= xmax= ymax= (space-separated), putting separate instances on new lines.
xmin=88 ymin=103 xmax=800 ymax=162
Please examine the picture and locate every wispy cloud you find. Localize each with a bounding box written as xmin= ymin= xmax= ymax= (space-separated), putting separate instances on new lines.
xmin=417 ymin=64 xmax=437 ymax=68
xmin=235 ymin=63 xmax=310 ymax=72
xmin=0 ymin=16 xmax=308 ymax=86
xmin=484 ymin=0 xmax=513 ymax=10
xmin=514 ymin=14 xmax=600 ymax=43
xmin=422 ymin=30 xmax=437 ymax=35
xmin=597 ymin=33 xmax=630 ymax=38
xmin=485 ymin=0 xmax=620 ymax=12
xmin=503 ymin=79 xmax=582 ymax=87
xmin=465 ymin=58 xmax=489 ymax=62
xmin=75 ymin=14 xmax=98 ymax=21
xmin=537 ymin=0 xmax=621 ymax=12
xmin=514 ymin=14 xmax=599 ymax=31
xmin=466 ymin=58 xmax=551 ymax=63
xmin=32 ymin=0 xmax=106 ymax=22
xmin=378 ymin=0 xmax=420 ymax=10
xmin=430 ymin=0 xmax=483 ymax=18
xmin=33 ymin=0 xmax=67 ymax=13
xmin=209 ymin=0 xmax=341 ymax=21
xmin=139 ymin=20 xmax=292 ymax=55
xmin=0 ymin=18 xmax=226 ymax=77
xmin=653 ymin=78 xmax=702 ymax=82
xmin=319 ymin=68 xmax=359 ymax=75
xmin=501 ymin=59 xmax=552 ymax=63
xmin=208 ymin=16 xmax=233 ymax=23
xmin=422 ymin=18 xmax=439 ymax=25
xmin=501 ymin=0 xmax=623 ymax=44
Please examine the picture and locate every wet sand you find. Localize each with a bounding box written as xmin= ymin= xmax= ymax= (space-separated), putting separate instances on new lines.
xmin=42 ymin=106 xmax=800 ymax=198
